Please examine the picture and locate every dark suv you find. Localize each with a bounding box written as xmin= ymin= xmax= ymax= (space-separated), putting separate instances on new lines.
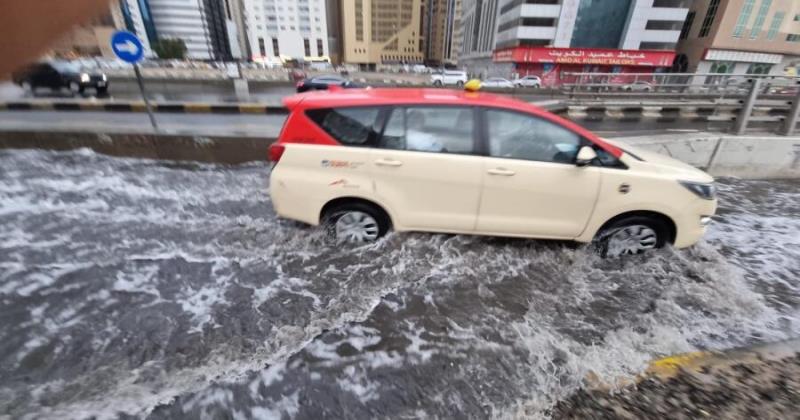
xmin=12 ymin=61 xmax=108 ymax=96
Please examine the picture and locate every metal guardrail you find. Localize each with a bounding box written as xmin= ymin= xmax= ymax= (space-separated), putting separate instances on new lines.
xmin=561 ymin=72 xmax=800 ymax=135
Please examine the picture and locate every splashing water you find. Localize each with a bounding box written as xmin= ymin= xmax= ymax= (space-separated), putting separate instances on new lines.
xmin=0 ymin=149 xmax=797 ymax=419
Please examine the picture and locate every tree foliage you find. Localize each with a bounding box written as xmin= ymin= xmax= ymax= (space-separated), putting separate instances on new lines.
xmin=152 ymin=38 xmax=187 ymax=59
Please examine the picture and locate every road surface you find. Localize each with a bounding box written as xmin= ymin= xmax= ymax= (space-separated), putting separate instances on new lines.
xmin=0 ymin=148 xmax=797 ymax=418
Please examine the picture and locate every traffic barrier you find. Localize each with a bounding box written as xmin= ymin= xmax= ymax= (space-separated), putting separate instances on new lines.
xmin=0 ymin=100 xmax=287 ymax=115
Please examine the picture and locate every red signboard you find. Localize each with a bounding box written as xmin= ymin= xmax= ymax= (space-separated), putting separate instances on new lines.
xmin=493 ymin=47 xmax=675 ymax=67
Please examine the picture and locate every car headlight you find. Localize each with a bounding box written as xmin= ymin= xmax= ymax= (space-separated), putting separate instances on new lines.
xmin=80 ymin=73 xmax=90 ymax=83
xmin=102 ymin=74 xmax=107 ymax=81
xmin=679 ymin=180 xmax=716 ymax=200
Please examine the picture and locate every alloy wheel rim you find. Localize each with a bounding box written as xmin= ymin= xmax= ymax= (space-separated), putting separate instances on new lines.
xmin=606 ymin=225 xmax=658 ymax=256
xmin=334 ymin=211 xmax=379 ymax=243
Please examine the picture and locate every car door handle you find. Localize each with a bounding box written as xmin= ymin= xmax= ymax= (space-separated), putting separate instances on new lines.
xmin=375 ymin=158 xmax=403 ymax=167
xmin=487 ymin=168 xmax=516 ymax=176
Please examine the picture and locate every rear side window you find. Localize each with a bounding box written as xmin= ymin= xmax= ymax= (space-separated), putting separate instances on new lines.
xmin=306 ymin=107 xmax=381 ymax=146
xmin=379 ymin=106 xmax=476 ymax=154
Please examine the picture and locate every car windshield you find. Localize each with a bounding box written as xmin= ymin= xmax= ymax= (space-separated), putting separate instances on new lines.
xmin=50 ymin=61 xmax=82 ymax=73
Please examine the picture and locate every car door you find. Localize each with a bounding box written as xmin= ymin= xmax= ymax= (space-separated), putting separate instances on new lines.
xmin=370 ymin=106 xmax=484 ymax=232
xmin=476 ymin=108 xmax=601 ymax=239
xmin=29 ymin=64 xmax=52 ymax=88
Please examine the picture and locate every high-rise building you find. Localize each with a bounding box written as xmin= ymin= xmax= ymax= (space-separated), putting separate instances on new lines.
xmin=224 ymin=0 xmax=252 ymax=59
xmin=326 ymin=0 xmax=343 ymax=64
xmin=341 ymin=0 xmax=426 ymax=69
xmin=460 ymin=0 xmax=691 ymax=84
xmin=426 ymin=0 xmax=463 ymax=65
xmin=118 ymin=0 xmax=158 ymax=57
xmin=675 ymin=0 xmax=800 ymax=81
xmin=242 ymin=0 xmax=330 ymax=62
xmin=118 ymin=0 xmax=242 ymax=60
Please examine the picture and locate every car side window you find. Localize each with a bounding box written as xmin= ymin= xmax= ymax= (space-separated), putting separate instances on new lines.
xmin=378 ymin=106 xmax=475 ymax=154
xmin=306 ymin=107 xmax=380 ymax=146
xmin=485 ymin=109 xmax=581 ymax=164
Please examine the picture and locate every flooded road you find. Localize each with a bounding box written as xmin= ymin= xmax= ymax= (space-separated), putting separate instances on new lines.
xmin=0 ymin=149 xmax=797 ymax=419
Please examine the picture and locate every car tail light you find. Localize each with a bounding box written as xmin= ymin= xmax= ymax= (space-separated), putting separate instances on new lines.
xmin=296 ymin=81 xmax=304 ymax=88
xmin=268 ymin=144 xmax=285 ymax=162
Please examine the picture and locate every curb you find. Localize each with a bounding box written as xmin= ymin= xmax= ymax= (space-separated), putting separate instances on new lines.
xmin=586 ymin=339 xmax=800 ymax=391
xmin=0 ymin=101 xmax=287 ymax=115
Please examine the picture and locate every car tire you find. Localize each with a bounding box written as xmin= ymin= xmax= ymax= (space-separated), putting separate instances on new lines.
xmin=433 ymin=80 xmax=443 ymax=87
xmin=322 ymin=201 xmax=390 ymax=244
xmin=69 ymin=82 xmax=83 ymax=96
xmin=594 ymin=216 xmax=670 ymax=258
xmin=456 ymin=81 xmax=464 ymax=87
xmin=97 ymin=87 xmax=108 ymax=96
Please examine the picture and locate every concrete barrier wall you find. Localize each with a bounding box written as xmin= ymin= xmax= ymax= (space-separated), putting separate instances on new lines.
xmin=616 ymin=133 xmax=800 ymax=178
xmin=0 ymin=130 xmax=272 ymax=164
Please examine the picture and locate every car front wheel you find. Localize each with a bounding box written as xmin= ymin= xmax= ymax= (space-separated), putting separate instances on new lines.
xmin=323 ymin=202 xmax=390 ymax=244
xmin=594 ymin=216 xmax=669 ymax=257
xmin=456 ymin=81 xmax=464 ymax=87
xmin=433 ymin=80 xmax=443 ymax=87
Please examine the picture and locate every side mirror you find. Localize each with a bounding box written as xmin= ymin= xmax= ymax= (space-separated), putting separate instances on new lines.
xmin=575 ymin=146 xmax=597 ymax=167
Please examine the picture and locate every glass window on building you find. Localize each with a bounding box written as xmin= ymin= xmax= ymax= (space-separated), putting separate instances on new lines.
xmin=787 ymin=34 xmax=800 ymax=42
xmin=304 ymin=39 xmax=311 ymax=56
xmin=699 ymin=0 xmax=721 ymax=37
xmin=679 ymin=11 xmax=696 ymax=39
xmin=317 ymin=39 xmax=323 ymax=55
xmin=767 ymin=12 xmax=786 ymax=40
xmin=272 ymin=38 xmax=280 ymax=56
xmin=746 ymin=63 xmax=772 ymax=74
xmin=732 ymin=0 xmax=755 ymax=38
xmin=571 ymin=0 xmax=632 ymax=48
xmin=258 ymin=37 xmax=266 ymax=56
xmin=749 ymin=0 xmax=773 ymax=39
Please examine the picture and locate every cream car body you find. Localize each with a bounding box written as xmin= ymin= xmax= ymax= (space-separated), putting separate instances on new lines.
xmin=269 ymin=89 xmax=717 ymax=251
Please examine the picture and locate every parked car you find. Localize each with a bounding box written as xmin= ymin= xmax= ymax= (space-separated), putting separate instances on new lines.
xmin=622 ymin=81 xmax=653 ymax=92
xmin=514 ymin=75 xmax=542 ymax=88
xmin=481 ymin=77 xmax=515 ymax=88
xmin=296 ymin=75 xmax=364 ymax=93
xmin=268 ymin=88 xmax=717 ymax=256
xmin=431 ymin=70 xmax=468 ymax=87
xmin=12 ymin=60 xmax=108 ymax=96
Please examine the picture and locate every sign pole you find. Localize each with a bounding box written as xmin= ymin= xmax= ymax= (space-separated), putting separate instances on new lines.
xmin=133 ymin=63 xmax=158 ymax=131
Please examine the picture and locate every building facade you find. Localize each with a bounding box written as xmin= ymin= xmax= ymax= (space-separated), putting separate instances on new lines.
xmin=118 ymin=0 xmax=243 ymax=60
xmin=118 ymin=0 xmax=158 ymax=57
xmin=426 ymin=0 xmax=463 ymax=65
xmin=243 ymin=0 xmax=330 ymax=62
xmin=341 ymin=0 xmax=426 ymax=68
xmin=50 ymin=10 xmax=119 ymax=58
xmin=461 ymin=0 xmax=691 ymax=84
xmin=675 ymin=0 xmax=800 ymax=81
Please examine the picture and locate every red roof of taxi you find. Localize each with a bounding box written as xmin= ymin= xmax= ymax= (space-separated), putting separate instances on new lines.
xmin=284 ymin=88 xmax=542 ymax=113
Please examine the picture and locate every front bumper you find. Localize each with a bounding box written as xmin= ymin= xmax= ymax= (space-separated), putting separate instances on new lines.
xmin=673 ymin=198 xmax=718 ymax=248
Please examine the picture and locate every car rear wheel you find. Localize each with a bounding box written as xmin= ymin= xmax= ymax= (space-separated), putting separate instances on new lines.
xmin=323 ymin=202 xmax=390 ymax=244
xmin=456 ymin=81 xmax=464 ymax=87
xmin=594 ymin=216 xmax=669 ymax=257
xmin=433 ymin=80 xmax=443 ymax=87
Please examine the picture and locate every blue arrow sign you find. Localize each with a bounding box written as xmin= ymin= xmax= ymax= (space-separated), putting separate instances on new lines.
xmin=111 ymin=31 xmax=144 ymax=64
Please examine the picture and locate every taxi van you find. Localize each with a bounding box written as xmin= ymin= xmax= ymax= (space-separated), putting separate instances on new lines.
xmin=268 ymin=87 xmax=717 ymax=256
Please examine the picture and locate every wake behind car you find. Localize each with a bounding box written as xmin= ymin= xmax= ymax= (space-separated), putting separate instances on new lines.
xmin=296 ymin=75 xmax=363 ymax=93
xmin=12 ymin=60 xmax=108 ymax=96
xmin=269 ymin=88 xmax=717 ymax=256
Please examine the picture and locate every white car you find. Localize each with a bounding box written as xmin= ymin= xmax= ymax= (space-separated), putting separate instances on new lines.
xmin=431 ymin=70 xmax=468 ymax=87
xmin=622 ymin=81 xmax=653 ymax=92
xmin=269 ymin=88 xmax=717 ymax=256
xmin=515 ymin=75 xmax=542 ymax=88
xmin=481 ymin=77 xmax=515 ymax=89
